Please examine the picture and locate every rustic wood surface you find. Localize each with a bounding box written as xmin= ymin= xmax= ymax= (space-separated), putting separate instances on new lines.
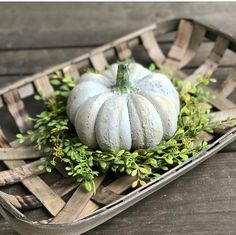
xmin=0 ymin=2 xmax=235 ymax=234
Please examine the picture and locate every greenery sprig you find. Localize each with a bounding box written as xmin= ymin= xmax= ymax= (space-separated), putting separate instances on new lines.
xmin=16 ymin=64 xmax=235 ymax=192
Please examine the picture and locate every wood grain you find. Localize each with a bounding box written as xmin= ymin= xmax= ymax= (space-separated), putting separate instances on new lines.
xmin=0 ymin=3 xmax=236 ymax=49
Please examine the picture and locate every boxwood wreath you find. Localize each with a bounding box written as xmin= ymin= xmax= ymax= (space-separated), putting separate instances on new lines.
xmin=16 ymin=63 xmax=232 ymax=192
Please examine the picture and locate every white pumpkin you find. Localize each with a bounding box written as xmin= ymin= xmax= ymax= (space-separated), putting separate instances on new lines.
xmin=67 ymin=62 xmax=180 ymax=152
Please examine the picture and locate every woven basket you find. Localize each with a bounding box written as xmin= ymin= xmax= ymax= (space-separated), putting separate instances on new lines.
xmin=0 ymin=18 xmax=235 ymax=235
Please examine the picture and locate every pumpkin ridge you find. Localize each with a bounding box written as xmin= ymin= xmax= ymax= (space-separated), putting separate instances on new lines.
xmin=137 ymin=74 xmax=180 ymax=113
xmin=127 ymin=94 xmax=145 ymax=149
xmin=74 ymin=92 xmax=114 ymax=148
xmin=139 ymin=91 xmax=178 ymax=139
xmin=117 ymin=95 xmax=132 ymax=151
xmin=67 ymin=81 xmax=110 ymax=123
xmin=130 ymin=93 xmax=164 ymax=148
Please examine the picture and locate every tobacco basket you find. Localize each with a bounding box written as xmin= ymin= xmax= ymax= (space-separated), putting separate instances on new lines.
xmin=0 ymin=18 xmax=235 ymax=235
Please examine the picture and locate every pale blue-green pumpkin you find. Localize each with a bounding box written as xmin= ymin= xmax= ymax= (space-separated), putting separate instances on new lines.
xmin=67 ymin=62 xmax=180 ymax=152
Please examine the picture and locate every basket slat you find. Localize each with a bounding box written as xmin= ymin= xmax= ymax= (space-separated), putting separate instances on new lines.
xmin=207 ymin=87 xmax=236 ymax=110
xmin=141 ymin=29 xmax=165 ymax=65
xmin=0 ymin=191 xmax=42 ymax=209
xmin=115 ymin=42 xmax=132 ymax=60
xmin=90 ymin=52 xmax=108 ymax=71
xmin=0 ymin=146 xmax=43 ymax=160
xmin=0 ymin=178 xmax=80 ymax=210
xmin=78 ymin=175 xmax=135 ymax=219
xmin=34 ymin=76 xmax=54 ymax=98
xmin=3 ymin=90 xmax=32 ymax=133
xmin=217 ymin=66 xmax=236 ymax=97
xmin=212 ymin=108 xmax=236 ymax=122
xmin=164 ymin=19 xmax=193 ymax=70
xmin=92 ymin=185 xmax=122 ymax=206
xmin=0 ymin=160 xmax=43 ymax=186
xmin=62 ymin=65 xmax=80 ymax=83
xmin=179 ymin=24 xmax=206 ymax=68
xmin=51 ymin=175 xmax=105 ymax=224
xmin=185 ymin=36 xmax=229 ymax=84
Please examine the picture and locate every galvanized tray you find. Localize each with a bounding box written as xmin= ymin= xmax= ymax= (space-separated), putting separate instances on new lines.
xmin=0 ymin=18 xmax=235 ymax=235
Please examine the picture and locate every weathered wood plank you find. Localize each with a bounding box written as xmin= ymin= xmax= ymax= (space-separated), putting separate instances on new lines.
xmin=0 ymin=3 xmax=236 ymax=49
xmin=0 ymin=146 xmax=43 ymax=160
xmin=164 ymin=19 xmax=193 ymax=70
xmin=51 ymin=176 xmax=105 ymax=224
xmin=33 ymin=76 xmax=54 ymax=98
xmin=3 ymin=90 xmax=32 ymax=133
xmin=0 ymin=160 xmax=43 ymax=186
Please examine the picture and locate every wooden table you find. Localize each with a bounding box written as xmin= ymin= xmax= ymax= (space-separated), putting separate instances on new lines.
xmin=0 ymin=3 xmax=235 ymax=234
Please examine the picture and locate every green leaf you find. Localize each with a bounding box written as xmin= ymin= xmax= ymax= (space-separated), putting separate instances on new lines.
xmin=34 ymin=95 xmax=41 ymax=101
xmin=116 ymin=149 xmax=125 ymax=157
xmin=139 ymin=167 xmax=148 ymax=174
xmin=50 ymin=79 xmax=61 ymax=86
xmin=83 ymin=181 xmax=92 ymax=191
xmin=131 ymin=169 xmax=137 ymax=177
xmin=46 ymin=166 xmax=52 ymax=173
xmin=164 ymin=157 xmax=173 ymax=164
xmin=100 ymin=161 xmax=107 ymax=170
xmin=38 ymin=165 xmax=45 ymax=170
xmin=148 ymin=63 xmax=156 ymax=72
xmin=180 ymin=154 xmax=188 ymax=161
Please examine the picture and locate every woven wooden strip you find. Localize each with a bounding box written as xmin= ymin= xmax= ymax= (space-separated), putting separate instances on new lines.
xmin=115 ymin=42 xmax=132 ymax=60
xmin=18 ymin=83 xmax=35 ymax=99
xmin=0 ymin=129 xmax=8 ymax=148
xmin=184 ymin=36 xmax=229 ymax=84
xmin=0 ymin=175 xmax=130 ymax=212
xmin=164 ymin=19 xmax=193 ymax=70
xmin=217 ymin=66 xmax=236 ymax=97
xmin=78 ymin=175 xmax=135 ymax=219
xmin=3 ymin=89 xmax=32 ymax=133
xmin=0 ymin=191 xmax=42 ymax=209
xmin=50 ymin=177 xmax=80 ymax=197
xmin=0 ymin=96 xmax=3 ymax=108
xmin=33 ymin=76 xmax=54 ymax=98
xmin=140 ymin=30 xmax=165 ymax=65
xmin=0 ymin=146 xmax=43 ymax=160
xmin=62 ymin=64 xmax=80 ymax=83
xmin=51 ymin=175 xmax=105 ymax=224
xmin=0 ymin=178 xmax=79 ymax=210
xmin=0 ymin=129 xmax=65 ymax=216
xmin=19 ymin=172 xmax=65 ymax=216
xmin=194 ymin=131 xmax=214 ymax=146
xmin=90 ymin=52 xmax=108 ymax=71
xmin=91 ymin=185 xmax=122 ymax=206
xmin=0 ymin=160 xmax=43 ymax=186
xmin=212 ymin=108 xmax=236 ymax=123
xmin=179 ymin=24 xmax=206 ymax=68
xmin=207 ymin=87 xmax=236 ymax=110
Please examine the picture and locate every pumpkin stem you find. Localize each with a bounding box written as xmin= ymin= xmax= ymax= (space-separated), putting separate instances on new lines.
xmin=115 ymin=62 xmax=134 ymax=93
